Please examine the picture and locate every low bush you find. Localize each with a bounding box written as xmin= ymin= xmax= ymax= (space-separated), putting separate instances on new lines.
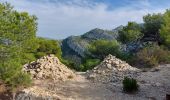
xmin=82 ymin=59 xmax=101 ymax=71
xmin=118 ymin=22 xmax=143 ymax=44
xmin=35 ymin=38 xmax=62 ymax=59
xmin=123 ymin=77 xmax=139 ymax=93
xmin=0 ymin=60 xmax=32 ymax=91
xmin=88 ymin=39 xmax=121 ymax=59
xmin=133 ymin=45 xmax=170 ymax=67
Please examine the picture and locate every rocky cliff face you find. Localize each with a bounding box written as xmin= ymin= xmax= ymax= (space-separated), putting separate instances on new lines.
xmin=61 ymin=25 xmax=152 ymax=68
xmin=61 ymin=27 xmax=121 ymax=66
xmin=82 ymin=28 xmax=118 ymax=40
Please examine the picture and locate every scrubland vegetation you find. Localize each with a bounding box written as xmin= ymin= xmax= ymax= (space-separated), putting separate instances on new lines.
xmin=0 ymin=3 xmax=62 ymax=91
xmin=1 ymin=2 xmax=170 ymax=93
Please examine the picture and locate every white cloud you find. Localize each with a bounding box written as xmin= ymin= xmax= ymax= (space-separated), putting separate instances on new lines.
xmin=0 ymin=0 xmax=169 ymax=39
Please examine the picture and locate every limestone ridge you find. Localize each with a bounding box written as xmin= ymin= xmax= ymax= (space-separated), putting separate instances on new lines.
xmin=61 ymin=27 xmax=121 ymax=66
xmin=82 ymin=28 xmax=118 ymax=40
xmin=23 ymin=54 xmax=75 ymax=81
xmin=87 ymin=54 xmax=140 ymax=83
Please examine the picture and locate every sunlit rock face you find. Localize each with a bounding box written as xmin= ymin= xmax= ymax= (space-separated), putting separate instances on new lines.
xmin=61 ymin=27 xmax=122 ymax=67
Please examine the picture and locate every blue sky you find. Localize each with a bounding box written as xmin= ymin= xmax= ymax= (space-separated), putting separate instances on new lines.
xmin=0 ymin=0 xmax=170 ymax=39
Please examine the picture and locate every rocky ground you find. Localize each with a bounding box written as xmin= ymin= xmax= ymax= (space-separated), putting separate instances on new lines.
xmin=13 ymin=55 xmax=170 ymax=100
xmin=15 ymin=65 xmax=170 ymax=100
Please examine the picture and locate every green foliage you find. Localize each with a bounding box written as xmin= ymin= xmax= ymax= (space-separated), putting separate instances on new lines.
xmin=0 ymin=59 xmax=32 ymax=91
xmin=35 ymin=38 xmax=62 ymax=59
xmin=21 ymin=53 xmax=36 ymax=65
xmin=160 ymin=10 xmax=170 ymax=48
xmin=0 ymin=3 xmax=36 ymax=91
xmin=143 ymin=13 xmax=163 ymax=36
xmin=88 ymin=39 xmax=121 ymax=59
xmin=119 ymin=52 xmax=134 ymax=63
xmin=123 ymin=77 xmax=139 ymax=93
xmin=60 ymin=59 xmax=76 ymax=69
xmin=82 ymin=59 xmax=100 ymax=71
xmin=118 ymin=22 xmax=143 ymax=43
xmin=9 ymin=72 xmax=32 ymax=90
xmin=133 ymin=45 xmax=170 ymax=67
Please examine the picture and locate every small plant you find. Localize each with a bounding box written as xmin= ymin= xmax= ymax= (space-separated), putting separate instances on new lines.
xmin=123 ymin=77 xmax=139 ymax=93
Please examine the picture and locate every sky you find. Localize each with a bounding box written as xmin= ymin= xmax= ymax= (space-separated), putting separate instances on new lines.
xmin=0 ymin=0 xmax=170 ymax=39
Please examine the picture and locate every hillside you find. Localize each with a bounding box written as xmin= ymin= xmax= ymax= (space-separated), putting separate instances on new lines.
xmin=61 ymin=26 xmax=123 ymax=67
xmin=1 ymin=2 xmax=170 ymax=100
xmin=61 ymin=24 xmax=153 ymax=69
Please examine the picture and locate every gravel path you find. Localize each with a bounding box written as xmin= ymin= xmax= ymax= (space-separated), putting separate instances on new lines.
xmin=15 ymin=65 xmax=170 ymax=100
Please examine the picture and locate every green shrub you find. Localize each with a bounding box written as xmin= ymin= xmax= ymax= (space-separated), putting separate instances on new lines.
xmin=0 ymin=3 xmax=36 ymax=91
xmin=82 ymin=59 xmax=101 ymax=71
xmin=0 ymin=59 xmax=32 ymax=91
xmin=133 ymin=45 xmax=170 ymax=67
xmin=123 ymin=77 xmax=139 ymax=93
xmin=10 ymin=72 xmax=32 ymax=90
xmin=34 ymin=52 xmax=46 ymax=59
xmin=35 ymin=38 xmax=62 ymax=59
xmin=160 ymin=10 xmax=170 ymax=48
xmin=118 ymin=22 xmax=143 ymax=44
xmin=143 ymin=13 xmax=163 ymax=37
xmin=21 ymin=53 xmax=36 ymax=64
xmin=88 ymin=39 xmax=121 ymax=59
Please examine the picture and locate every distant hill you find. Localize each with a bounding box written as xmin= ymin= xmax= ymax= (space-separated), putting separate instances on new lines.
xmin=61 ymin=26 xmax=123 ymax=67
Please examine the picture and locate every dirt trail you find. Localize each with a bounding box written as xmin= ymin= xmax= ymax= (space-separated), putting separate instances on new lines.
xmin=15 ymin=65 xmax=170 ymax=100
xmin=33 ymin=73 xmax=145 ymax=100
xmin=37 ymin=73 xmax=114 ymax=100
xmin=46 ymin=65 xmax=170 ymax=100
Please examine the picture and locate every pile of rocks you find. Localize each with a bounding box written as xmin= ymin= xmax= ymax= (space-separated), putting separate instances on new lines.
xmin=23 ymin=54 xmax=75 ymax=81
xmin=87 ymin=54 xmax=140 ymax=83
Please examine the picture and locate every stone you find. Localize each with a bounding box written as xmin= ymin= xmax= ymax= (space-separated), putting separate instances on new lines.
xmin=86 ymin=54 xmax=140 ymax=84
xmin=36 ymin=68 xmax=41 ymax=72
xmin=88 ymin=74 xmax=96 ymax=79
xmin=106 ymin=64 xmax=112 ymax=69
xmin=23 ymin=54 xmax=75 ymax=81
xmin=37 ymin=72 xmax=43 ymax=78
xmin=30 ymin=70 xmax=36 ymax=75
xmin=155 ymin=82 xmax=162 ymax=87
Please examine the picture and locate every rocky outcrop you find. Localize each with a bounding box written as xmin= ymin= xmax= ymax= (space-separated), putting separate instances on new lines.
xmin=23 ymin=54 xmax=75 ymax=81
xmin=87 ymin=54 xmax=140 ymax=83
xmin=121 ymin=41 xmax=158 ymax=53
xmin=62 ymin=36 xmax=89 ymax=58
xmin=82 ymin=28 xmax=118 ymax=40
xmin=61 ymin=28 xmax=118 ymax=59
xmin=61 ymin=28 xmax=120 ymax=67
xmin=112 ymin=25 xmax=123 ymax=35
